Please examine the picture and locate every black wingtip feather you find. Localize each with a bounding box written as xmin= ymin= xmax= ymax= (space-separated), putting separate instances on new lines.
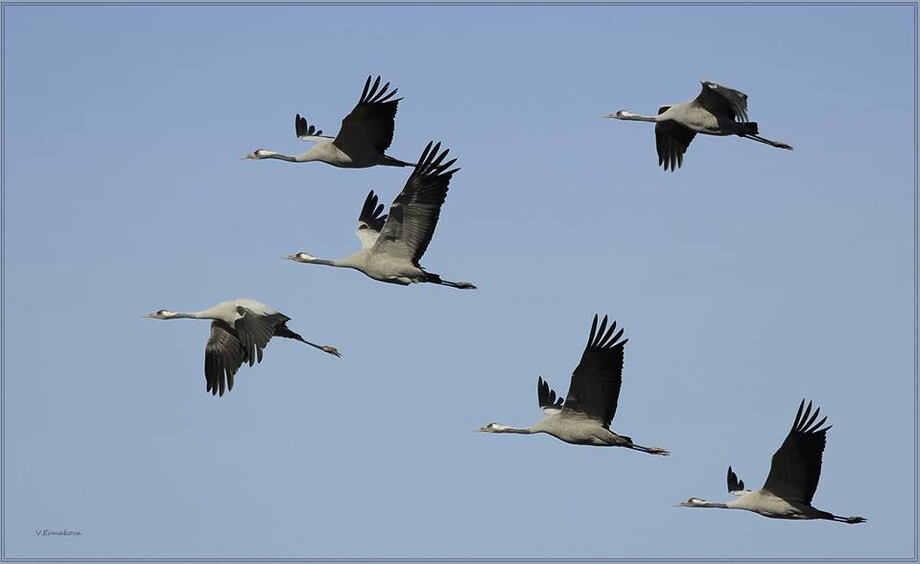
xmin=588 ymin=314 xmax=599 ymax=346
xmin=600 ymin=320 xmax=616 ymax=347
xmin=359 ymin=75 xmax=400 ymax=106
xmin=585 ymin=314 xmax=627 ymax=351
xmin=803 ymin=404 xmax=821 ymax=431
xmin=537 ymin=377 xmax=564 ymax=410
xmin=727 ymin=466 xmax=745 ymax=492
xmin=793 ymin=399 xmax=807 ymax=430
xmin=412 ymin=141 xmax=458 ymax=184
xmin=294 ymin=114 xmax=322 ymax=138
xmin=596 ymin=315 xmax=608 ymax=345
xmin=358 ymin=190 xmax=389 ymax=230
xmin=360 ymin=75 xmax=372 ymax=102
xmin=792 ymin=399 xmax=833 ymax=435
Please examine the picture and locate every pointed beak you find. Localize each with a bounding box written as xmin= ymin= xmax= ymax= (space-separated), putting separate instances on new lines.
xmin=241 ymin=154 xmax=254 ymax=160
xmin=281 ymin=254 xmax=296 ymax=261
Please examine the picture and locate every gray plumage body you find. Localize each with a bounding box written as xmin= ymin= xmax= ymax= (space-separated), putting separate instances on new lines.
xmin=606 ymin=80 xmax=793 ymax=171
xmin=719 ymin=490 xmax=836 ymax=521
xmin=145 ymin=298 xmax=340 ymax=397
xmin=477 ymin=315 xmax=669 ymax=455
xmin=243 ymin=76 xmax=412 ymax=168
xmin=285 ymin=142 xmax=476 ymax=290
xmin=527 ymin=411 xmax=635 ymax=447
xmin=678 ymin=400 xmax=866 ymax=524
xmin=323 ymin=251 xmax=430 ymax=286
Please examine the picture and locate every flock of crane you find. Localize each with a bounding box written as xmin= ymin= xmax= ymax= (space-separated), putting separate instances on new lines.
xmin=145 ymin=75 xmax=866 ymax=528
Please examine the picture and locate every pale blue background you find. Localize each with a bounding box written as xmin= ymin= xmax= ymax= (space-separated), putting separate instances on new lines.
xmin=2 ymin=3 xmax=915 ymax=560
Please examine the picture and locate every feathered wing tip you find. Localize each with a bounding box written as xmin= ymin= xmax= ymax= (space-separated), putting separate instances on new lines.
xmin=727 ymin=466 xmax=745 ymax=493
xmin=295 ymin=114 xmax=323 ymax=138
xmin=700 ymin=80 xmax=749 ymax=122
xmin=586 ymin=314 xmax=627 ymax=351
xmin=359 ymin=190 xmax=388 ymax=226
xmin=413 ymin=141 xmax=460 ymax=181
xmin=792 ymin=399 xmax=831 ymax=436
xmin=537 ymin=377 xmax=564 ymax=412
xmin=359 ymin=75 xmax=400 ymax=105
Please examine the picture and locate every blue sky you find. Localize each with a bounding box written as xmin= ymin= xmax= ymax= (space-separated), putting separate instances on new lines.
xmin=2 ymin=3 xmax=915 ymax=560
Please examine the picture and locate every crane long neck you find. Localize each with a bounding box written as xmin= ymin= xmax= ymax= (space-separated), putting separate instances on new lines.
xmin=178 ymin=306 xmax=225 ymax=320
xmin=273 ymin=143 xmax=334 ymax=163
xmin=290 ymin=253 xmax=365 ymax=270
xmin=327 ymin=252 xmax=367 ymax=271
xmin=259 ymin=151 xmax=302 ymax=163
xmin=620 ymin=112 xmax=659 ymax=123
xmin=165 ymin=311 xmax=213 ymax=320
xmin=491 ymin=424 xmax=536 ymax=434
xmin=689 ymin=499 xmax=731 ymax=509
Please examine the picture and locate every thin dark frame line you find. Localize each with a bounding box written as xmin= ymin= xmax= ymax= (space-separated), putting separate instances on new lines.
xmin=0 ymin=1 xmax=916 ymax=562
xmin=3 ymin=557 xmax=900 ymax=561
xmin=0 ymin=1 xmax=917 ymax=5
xmin=1 ymin=2 xmax=6 ymax=563
xmin=914 ymin=1 xmax=919 ymax=562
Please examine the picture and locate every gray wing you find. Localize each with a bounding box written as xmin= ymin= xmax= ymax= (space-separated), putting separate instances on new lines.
xmin=204 ymin=321 xmax=246 ymax=397
xmin=762 ymin=400 xmax=830 ymax=503
xmin=537 ymin=377 xmax=564 ymax=415
xmin=655 ymin=106 xmax=696 ymax=171
xmin=333 ymin=75 xmax=401 ymax=156
xmin=561 ymin=315 xmax=627 ymax=428
xmin=693 ymin=81 xmax=749 ymax=122
xmin=372 ymin=141 xmax=459 ymax=264
xmin=357 ymin=190 xmax=388 ymax=250
xmin=233 ymin=307 xmax=290 ymax=368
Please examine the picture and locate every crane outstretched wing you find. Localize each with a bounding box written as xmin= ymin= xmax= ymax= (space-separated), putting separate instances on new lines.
xmin=334 ymin=75 xmax=402 ymax=156
xmin=537 ymin=377 xmax=564 ymax=415
xmin=694 ymin=81 xmax=749 ymax=122
xmin=727 ymin=466 xmax=746 ymax=495
xmin=204 ymin=321 xmax=247 ymax=397
xmin=372 ymin=141 xmax=459 ymax=264
xmin=655 ymin=105 xmax=696 ymax=172
xmin=356 ymin=190 xmax=389 ymax=250
xmin=233 ymin=308 xmax=290 ymax=367
xmin=561 ymin=315 xmax=627 ymax=428
xmin=295 ymin=114 xmax=333 ymax=142
xmin=762 ymin=400 xmax=830 ymax=503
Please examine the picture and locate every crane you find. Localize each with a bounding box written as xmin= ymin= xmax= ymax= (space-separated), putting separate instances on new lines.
xmin=605 ymin=80 xmax=793 ymax=171
xmin=243 ymin=75 xmax=413 ymax=168
xmin=678 ymin=400 xmax=866 ymax=523
xmin=477 ymin=315 xmax=669 ymax=455
xmin=284 ymin=141 xmax=475 ymax=290
xmin=145 ymin=299 xmax=340 ymax=396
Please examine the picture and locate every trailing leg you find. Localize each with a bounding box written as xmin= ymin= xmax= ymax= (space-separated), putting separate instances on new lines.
xmin=742 ymin=133 xmax=794 ymax=150
xmin=424 ymin=272 xmax=476 ymax=290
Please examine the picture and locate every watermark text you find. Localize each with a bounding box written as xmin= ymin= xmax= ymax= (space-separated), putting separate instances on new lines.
xmin=35 ymin=529 xmax=82 ymax=537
